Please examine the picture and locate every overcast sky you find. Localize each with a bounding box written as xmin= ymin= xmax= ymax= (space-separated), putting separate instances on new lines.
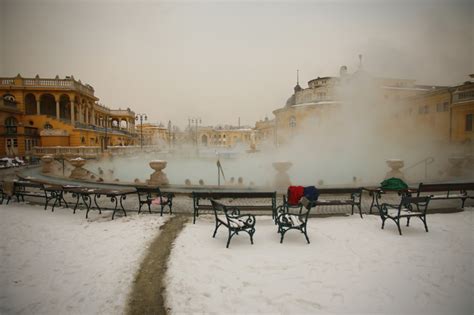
xmin=1 ymin=0 xmax=472 ymax=128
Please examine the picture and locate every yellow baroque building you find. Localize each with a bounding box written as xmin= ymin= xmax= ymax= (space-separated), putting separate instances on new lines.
xmin=0 ymin=74 xmax=137 ymax=158
xmin=272 ymin=65 xmax=473 ymax=148
xmin=196 ymin=126 xmax=254 ymax=148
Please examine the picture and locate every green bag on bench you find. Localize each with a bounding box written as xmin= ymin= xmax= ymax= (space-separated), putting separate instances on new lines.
xmin=380 ymin=177 xmax=408 ymax=190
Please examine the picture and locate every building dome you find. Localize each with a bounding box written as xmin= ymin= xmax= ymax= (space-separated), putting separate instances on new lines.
xmin=286 ymin=94 xmax=296 ymax=106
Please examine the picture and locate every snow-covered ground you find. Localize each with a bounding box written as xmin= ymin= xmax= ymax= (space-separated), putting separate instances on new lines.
xmin=0 ymin=204 xmax=167 ymax=314
xmin=165 ymin=210 xmax=474 ymax=314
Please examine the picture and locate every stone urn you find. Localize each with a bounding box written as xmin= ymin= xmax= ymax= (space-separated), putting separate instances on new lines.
xmin=272 ymin=161 xmax=292 ymax=190
xmin=385 ymin=159 xmax=405 ymax=180
xmin=69 ymin=157 xmax=89 ymax=180
xmin=447 ymin=156 xmax=464 ymax=178
xmin=148 ymin=160 xmax=169 ymax=185
xmin=41 ymin=155 xmax=54 ymax=174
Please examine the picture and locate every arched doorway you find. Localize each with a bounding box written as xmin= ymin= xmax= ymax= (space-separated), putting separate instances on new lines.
xmin=40 ymin=94 xmax=56 ymax=117
xmin=201 ymin=134 xmax=208 ymax=146
xmin=25 ymin=94 xmax=37 ymax=115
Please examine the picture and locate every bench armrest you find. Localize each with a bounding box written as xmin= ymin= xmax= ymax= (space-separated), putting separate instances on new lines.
xmin=225 ymin=206 xmax=241 ymax=216
xmin=229 ymin=213 xmax=256 ymax=227
xmin=381 ymin=203 xmax=399 ymax=209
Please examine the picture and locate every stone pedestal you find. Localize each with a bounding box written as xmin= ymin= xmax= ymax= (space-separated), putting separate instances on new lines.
xmin=41 ymin=155 xmax=54 ymax=174
xmin=148 ymin=160 xmax=169 ymax=185
xmin=69 ymin=157 xmax=89 ymax=180
xmin=385 ymin=159 xmax=405 ymax=180
xmin=273 ymin=162 xmax=292 ymax=190
xmin=447 ymin=157 xmax=464 ymax=178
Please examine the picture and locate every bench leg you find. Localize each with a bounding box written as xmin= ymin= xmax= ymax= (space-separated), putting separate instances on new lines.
xmin=358 ymin=204 xmax=363 ymax=219
xmin=212 ymin=221 xmax=221 ymax=238
xmin=396 ymin=219 xmax=402 ymax=235
xmin=381 ymin=218 xmax=386 ymax=229
xmin=226 ymin=230 xmax=233 ymax=248
xmin=249 ymin=231 xmax=254 ymax=245
xmin=302 ymin=226 xmax=310 ymax=244
xmin=461 ymin=198 xmax=466 ymax=208
xmin=406 ymin=217 xmax=410 ymax=227
xmin=421 ymin=215 xmax=428 ymax=232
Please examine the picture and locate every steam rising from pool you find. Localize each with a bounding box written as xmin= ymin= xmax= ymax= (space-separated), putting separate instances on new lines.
xmin=88 ymin=74 xmax=472 ymax=187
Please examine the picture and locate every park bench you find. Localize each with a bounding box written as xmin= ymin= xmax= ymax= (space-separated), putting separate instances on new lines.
xmin=210 ymin=199 xmax=256 ymax=248
xmin=11 ymin=180 xmax=56 ymax=210
xmin=135 ymin=186 xmax=174 ymax=216
xmin=275 ymin=198 xmax=313 ymax=244
xmin=379 ymin=196 xmax=431 ymax=235
xmin=283 ymin=188 xmax=363 ymax=218
xmin=192 ymin=190 xmax=277 ymax=224
xmin=363 ymin=187 xmax=415 ymax=214
xmin=0 ymin=181 xmax=8 ymax=204
xmin=414 ymin=182 xmax=474 ymax=209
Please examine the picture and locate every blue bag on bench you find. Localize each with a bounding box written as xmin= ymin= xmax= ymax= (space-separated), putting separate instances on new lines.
xmin=303 ymin=186 xmax=319 ymax=202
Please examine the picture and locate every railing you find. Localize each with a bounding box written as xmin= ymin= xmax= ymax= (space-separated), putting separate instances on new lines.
xmin=24 ymin=127 xmax=39 ymax=136
xmin=0 ymin=76 xmax=95 ymax=97
xmin=33 ymin=146 xmax=101 ymax=158
xmin=32 ymin=145 xmax=162 ymax=158
xmin=404 ymin=157 xmax=435 ymax=180
xmin=74 ymin=122 xmax=135 ymax=136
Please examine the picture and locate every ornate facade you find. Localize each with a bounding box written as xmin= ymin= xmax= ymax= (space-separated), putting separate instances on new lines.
xmin=272 ymin=64 xmax=473 ymax=148
xmin=0 ymin=74 xmax=137 ymax=158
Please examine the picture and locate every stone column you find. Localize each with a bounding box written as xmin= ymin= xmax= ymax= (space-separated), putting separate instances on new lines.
xmin=85 ymin=106 xmax=89 ymax=124
xmin=56 ymin=100 xmax=60 ymax=120
xmin=70 ymin=100 xmax=75 ymax=125
xmin=36 ymin=99 xmax=41 ymax=115
xmin=78 ymin=104 xmax=82 ymax=123
xmin=91 ymin=107 xmax=95 ymax=125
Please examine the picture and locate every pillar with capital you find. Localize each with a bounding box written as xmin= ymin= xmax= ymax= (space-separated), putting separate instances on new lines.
xmin=70 ymin=100 xmax=75 ymax=124
xmin=56 ymin=100 xmax=60 ymax=120
xmin=36 ymin=99 xmax=40 ymax=115
xmin=85 ymin=106 xmax=89 ymax=124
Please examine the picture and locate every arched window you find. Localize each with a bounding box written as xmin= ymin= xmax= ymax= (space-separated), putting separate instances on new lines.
xmin=59 ymin=94 xmax=71 ymax=120
xmin=25 ymin=94 xmax=37 ymax=114
xmin=43 ymin=123 xmax=53 ymax=129
xmin=289 ymin=116 xmax=296 ymax=128
xmin=40 ymin=94 xmax=56 ymax=116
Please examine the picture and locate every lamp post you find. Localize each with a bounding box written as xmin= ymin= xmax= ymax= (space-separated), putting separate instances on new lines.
xmin=102 ymin=115 xmax=112 ymax=152
xmin=135 ymin=113 xmax=147 ymax=149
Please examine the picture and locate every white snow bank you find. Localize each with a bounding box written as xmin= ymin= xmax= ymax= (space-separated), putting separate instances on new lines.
xmin=0 ymin=204 xmax=168 ymax=314
xmin=165 ymin=210 xmax=473 ymax=314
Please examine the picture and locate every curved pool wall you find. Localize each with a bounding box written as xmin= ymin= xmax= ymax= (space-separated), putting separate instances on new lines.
xmin=85 ymin=150 xmax=389 ymax=187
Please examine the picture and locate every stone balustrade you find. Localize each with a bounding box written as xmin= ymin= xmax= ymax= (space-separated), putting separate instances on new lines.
xmin=0 ymin=75 xmax=95 ymax=97
xmin=33 ymin=145 xmax=162 ymax=158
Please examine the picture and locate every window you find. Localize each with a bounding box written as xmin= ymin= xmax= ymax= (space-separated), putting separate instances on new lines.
xmin=437 ymin=102 xmax=449 ymax=112
xmin=44 ymin=123 xmax=53 ymax=129
xmin=443 ymin=102 xmax=449 ymax=111
xmin=466 ymin=114 xmax=473 ymax=132
xmin=418 ymin=105 xmax=429 ymax=114
xmin=459 ymin=91 xmax=474 ymax=100
xmin=5 ymin=117 xmax=18 ymax=134
xmin=289 ymin=116 xmax=296 ymax=128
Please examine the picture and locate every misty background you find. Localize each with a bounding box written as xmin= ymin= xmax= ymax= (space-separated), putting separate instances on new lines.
xmin=0 ymin=0 xmax=473 ymax=129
